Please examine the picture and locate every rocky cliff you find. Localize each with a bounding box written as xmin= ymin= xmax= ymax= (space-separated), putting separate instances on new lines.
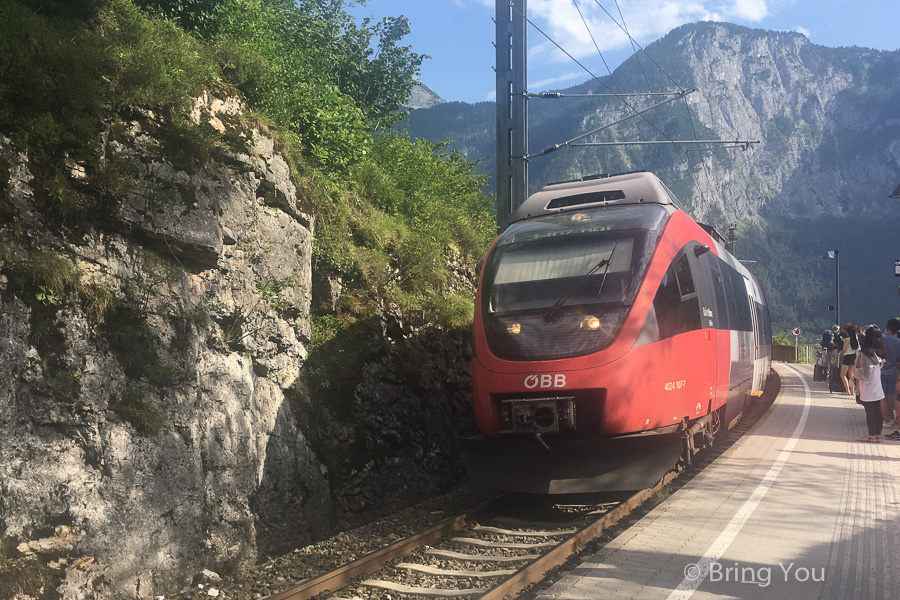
xmin=0 ymin=92 xmax=476 ymax=599
xmin=0 ymin=92 xmax=327 ymax=597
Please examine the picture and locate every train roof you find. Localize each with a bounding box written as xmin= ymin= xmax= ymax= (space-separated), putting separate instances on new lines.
xmin=511 ymin=171 xmax=684 ymax=223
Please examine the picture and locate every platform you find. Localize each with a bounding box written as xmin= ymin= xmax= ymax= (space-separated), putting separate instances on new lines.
xmin=535 ymin=362 xmax=900 ymax=600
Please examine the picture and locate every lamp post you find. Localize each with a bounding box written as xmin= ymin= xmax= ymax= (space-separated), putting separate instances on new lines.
xmin=822 ymin=250 xmax=840 ymax=327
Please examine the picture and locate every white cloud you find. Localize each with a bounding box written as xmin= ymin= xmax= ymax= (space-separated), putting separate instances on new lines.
xmin=530 ymin=72 xmax=583 ymax=90
xmin=522 ymin=0 xmax=771 ymax=66
xmin=794 ymin=25 xmax=810 ymax=38
xmin=729 ymin=0 xmax=769 ymax=20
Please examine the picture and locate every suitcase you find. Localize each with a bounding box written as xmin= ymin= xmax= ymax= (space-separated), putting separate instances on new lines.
xmin=813 ymin=363 xmax=828 ymax=382
xmin=829 ymin=366 xmax=844 ymax=393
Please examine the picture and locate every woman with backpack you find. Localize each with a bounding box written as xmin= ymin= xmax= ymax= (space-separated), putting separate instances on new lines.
xmin=855 ymin=325 xmax=886 ymax=442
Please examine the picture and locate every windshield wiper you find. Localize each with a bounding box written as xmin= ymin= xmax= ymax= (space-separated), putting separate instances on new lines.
xmin=543 ymin=242 xmax=618 ymax=323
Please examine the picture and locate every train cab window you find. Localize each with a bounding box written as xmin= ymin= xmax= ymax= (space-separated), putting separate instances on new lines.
xmin=480 ymin=205 xmax=669 ymax=361
xmin=652 ymin=253 xmax=701 ymax=340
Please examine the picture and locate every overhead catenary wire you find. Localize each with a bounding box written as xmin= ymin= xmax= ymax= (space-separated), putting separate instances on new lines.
xmin=520 ymin=0 xmax=759 ymax=220
xmin=592 ymin=0 xmax=723 ymax=216
xmin=567 ymin=140 xmax=758 ymax=149
xmin=526 ymin=90 xmax=697 ymax=158
xmin=528 ymin=91 xmax=682 ymax=98
xmin=514 ymin=2 xmax=709 ymax=161
xmin=599 ymin=0 xmax=707 ymax=204
xmin=592 ymin=0 xmax=760 ymax=169
xmin=569 ymin=0 xmax=672 ymax=178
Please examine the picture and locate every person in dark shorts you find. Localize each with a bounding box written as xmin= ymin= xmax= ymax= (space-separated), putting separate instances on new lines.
xmin=839 ymin=323 xmax=860 ymax=395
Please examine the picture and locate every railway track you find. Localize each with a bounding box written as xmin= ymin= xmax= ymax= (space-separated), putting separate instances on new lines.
xmin=262 ymin=372 xmax=781 ymax=600
xmin=264 ymin=474 xmax=676 ymax=600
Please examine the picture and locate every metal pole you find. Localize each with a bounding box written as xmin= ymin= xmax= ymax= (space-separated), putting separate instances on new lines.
xmin=835 ymin=249 xmax=840 ymax=328
xmin=495 ymin=0 xmax=527 ymax=232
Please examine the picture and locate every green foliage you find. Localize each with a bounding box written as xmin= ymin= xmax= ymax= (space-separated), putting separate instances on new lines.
xmin=304 ymin=317 xmax=380 ymax=411
xmin=23 ymin=249 xmax=82 ymax=300
xmin=47 ymin=369 xmax=82 ymax=401
xmin=0 ymin=155 xmax=10 ymax=193
xmin=772 ymin=332 xmax=792 ymax=346
xmin=135 ymin=0 xmax=426 ymax=173
xmin=36 ymin=286 xmax=63 ymax=306
xmin=310 ymin=131 xmax=494 ymax=324
xmin=0 ymin=2 xmax=108 ymax=166
xmin=110 ymin=382 xmax=163 ymax=435
xmin=257 ymin=275 xmax=299 ymax=313
xmin=98 ymin=0 xmax=218 ymax=112
xmin=82 ymin=283 xmax=117 ymax=323
xmin=0 ymin=0 xmax=216 ymax=177
xmin=0 ymin=0 xmax=495 ymax=350
xmin=737 ymin=215 xmax=900 ymax=335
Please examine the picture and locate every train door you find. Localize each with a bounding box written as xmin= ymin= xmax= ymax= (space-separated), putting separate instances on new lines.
xmin=747 ymin=284 xmax=759 ymax=364
xmin=653 ymin=246 xmax=716 ymax=420
xmin=698 ymin=251 xmax=730 ymax=413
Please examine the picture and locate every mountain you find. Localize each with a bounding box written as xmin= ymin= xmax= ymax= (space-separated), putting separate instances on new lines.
xmin=404 ymin=81 xmax=446 ymax=110
xmin=401 ymin=21 xmax=900 ymax=336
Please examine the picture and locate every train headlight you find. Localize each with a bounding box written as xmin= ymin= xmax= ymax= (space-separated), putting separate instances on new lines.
xmin=506 ymin=323 xmax=522 ymax=335
xmin=580 ymin=316 xmax=602 ymax=331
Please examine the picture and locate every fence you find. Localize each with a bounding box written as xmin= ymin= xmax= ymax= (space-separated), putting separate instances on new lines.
xmin=772 ymin=344 xmax=817 ymax=363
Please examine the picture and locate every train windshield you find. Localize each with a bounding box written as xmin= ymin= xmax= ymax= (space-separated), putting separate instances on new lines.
xmin=481 ymin=205 xmax=668 ymax=361
xmin=489 ymin=237 xmax=636 ymax=314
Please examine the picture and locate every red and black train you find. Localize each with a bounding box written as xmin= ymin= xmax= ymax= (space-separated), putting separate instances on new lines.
xmin=461 ymin=171 xmax=771 ymax=494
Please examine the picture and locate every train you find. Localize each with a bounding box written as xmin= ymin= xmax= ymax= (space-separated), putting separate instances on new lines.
xmin=460 ymin=171 xmax=771 ymax=494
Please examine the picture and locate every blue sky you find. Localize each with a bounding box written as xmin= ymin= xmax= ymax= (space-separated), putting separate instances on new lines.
xmin=348 ymin=0 xmax=899 ymax=104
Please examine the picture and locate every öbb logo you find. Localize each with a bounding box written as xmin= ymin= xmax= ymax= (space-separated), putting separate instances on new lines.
xmin=524 ymin=374 xmax=567 ymax=389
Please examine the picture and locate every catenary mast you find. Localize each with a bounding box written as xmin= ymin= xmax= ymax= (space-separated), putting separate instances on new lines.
xmin=495 ymin=0 xmax=528 ymax=231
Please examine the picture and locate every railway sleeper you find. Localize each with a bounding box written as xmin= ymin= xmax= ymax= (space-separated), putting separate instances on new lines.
xmin=425 ymin=549 xmax=540 ymax=563
xmin=396 ymin=563 xmax=516 ymax=578
xmin=362 ymin=580 xmax=489 ymax=597
xmin=472 ymin=525 xmax=576 ymax=537
xmin=451 ymin=537 xmax=558 ymax=549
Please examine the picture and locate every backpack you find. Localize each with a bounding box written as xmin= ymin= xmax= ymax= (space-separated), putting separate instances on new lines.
xmin=854 ymin=351 xmax=882 ymax=382
xmin=821 ymin=330 xmax=834 ymax=350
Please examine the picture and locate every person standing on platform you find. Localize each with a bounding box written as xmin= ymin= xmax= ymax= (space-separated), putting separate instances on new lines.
xmin=879 ymin=319 xmax=900 ymax=440
xmin=855 ymin=325 xmax=886 ymax=442
xmin=824 ymin=324 xmax=840 ymax=369
xmin=840 ymin=323 xmax=861 ymax=395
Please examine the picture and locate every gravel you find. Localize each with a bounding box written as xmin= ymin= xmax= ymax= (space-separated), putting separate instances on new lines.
xmin=169 ymin=484 xmax=496 ymax=600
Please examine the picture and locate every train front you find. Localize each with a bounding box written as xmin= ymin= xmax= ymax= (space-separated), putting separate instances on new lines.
xmin=460 ymin=201 xmax=682 ymax=495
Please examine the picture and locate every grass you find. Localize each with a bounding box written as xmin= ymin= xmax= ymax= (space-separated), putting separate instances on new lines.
xmin=109 ymin=382 xmax=163 ymax=435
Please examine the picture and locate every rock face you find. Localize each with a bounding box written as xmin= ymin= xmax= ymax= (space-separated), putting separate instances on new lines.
xmin=404 ymin=82 xmax=445 ymax=111
xmin=0 ymin=95 xmax=331 ymax=597
xmin=0 ymin=90 xmax=479 ymax=599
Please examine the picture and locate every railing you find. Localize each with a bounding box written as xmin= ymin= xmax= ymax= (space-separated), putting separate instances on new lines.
xmin=772 ymin=344 xmax=817 ymax=363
